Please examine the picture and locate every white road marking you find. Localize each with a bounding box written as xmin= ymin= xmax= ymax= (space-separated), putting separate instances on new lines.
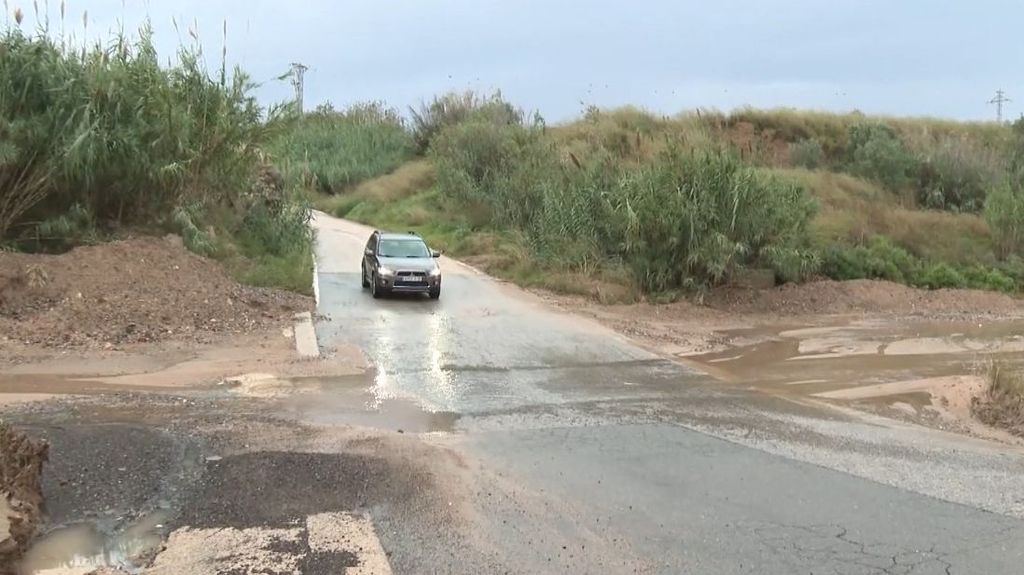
xmin=147 ymin=526 xmax=304 ymax=574
xmin=147 ymin=513 xmax=393 ymax=574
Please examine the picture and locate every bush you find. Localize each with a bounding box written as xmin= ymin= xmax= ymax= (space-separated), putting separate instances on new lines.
xmin=430 ymin=113 xmax=555 ymax=230
xmin=609 ymin=152 xmax=818 ymax=290
xmin=269 ymin=101 xmax=413 ymax=194
xmin=961 ymin=266 xmax=1016 ymax=292
xmin=985 ymin=178 xmax=1024 ymax=259
xmin=0 ymin=24 xmax=281 ymax=239
xmin=432 ymin=115 xmax=819 ymax=292
xmin=821 ymin=236 xmax=917 ymax=283
xmin=410 ymin=91 xmax=522 ymax=154
xmin=789 ymin=139 xmax=824 ymax=169
xmin=238 ymin=200 xmax=313 ymax=258
xmin=821 ymin=235 xmax=1019 ymax=291
xmin=915 ymin=136 xmax=1002 ymax=212
xmin=846 ymin=123 xmax=917 ymax=191
xmin=915 ymin=263 xmax=967 ymax=289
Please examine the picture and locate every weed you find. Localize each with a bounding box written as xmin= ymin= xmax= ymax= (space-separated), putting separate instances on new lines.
xmin=269 ymin=102 xmax=413 ymax=194
xmin=409 ymin=90 xmax=521 ymax=153
xmin=789 ymin=139 xmax=825 ymax=169
xmin=845 ymin=123 xmax=917 ymax=191
xmin=973 ymin=361 xmax=1024 ymax=437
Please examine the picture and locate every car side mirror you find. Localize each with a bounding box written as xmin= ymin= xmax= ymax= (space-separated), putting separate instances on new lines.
xmin=431 ymin=250 xmax=441 ymax=258
xmin=364 ymin=248 xmax=374 ymax=256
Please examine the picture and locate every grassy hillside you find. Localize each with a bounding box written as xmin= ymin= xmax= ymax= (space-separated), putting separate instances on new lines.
xmin=300 ymin=94 xmax=1024 ymax=301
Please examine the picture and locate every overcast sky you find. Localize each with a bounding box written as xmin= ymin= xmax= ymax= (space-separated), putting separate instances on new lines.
xmin=10 ymin=0 xmax=1023 ymax=122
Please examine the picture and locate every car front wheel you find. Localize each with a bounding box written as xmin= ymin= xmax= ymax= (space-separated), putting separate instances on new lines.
xmin=429 ymin=285 xmax=441 ymax=300
xmin=371 ymin=272 xmax=383 ymax=299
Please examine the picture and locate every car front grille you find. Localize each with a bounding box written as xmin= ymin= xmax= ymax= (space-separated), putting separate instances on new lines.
xmin=396 ymin=271 xmax=427 ymax=277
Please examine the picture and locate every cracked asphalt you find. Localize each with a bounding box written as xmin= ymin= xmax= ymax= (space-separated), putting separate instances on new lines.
xmin=313 ymin=213 xmax=1024 ymax=574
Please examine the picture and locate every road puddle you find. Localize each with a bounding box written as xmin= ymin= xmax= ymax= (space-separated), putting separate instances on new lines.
xmin=18 ymin=511 xmax=168 ymax=574
xmin=271 ymin=375 xmax=459 ymax=433
xmin=687 ymin=318 xmax=1024 ymax=399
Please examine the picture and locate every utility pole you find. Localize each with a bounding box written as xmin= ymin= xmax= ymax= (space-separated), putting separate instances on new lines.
xmin=989 ymin=89 xmax=1011 ymax=123
xmin=290 ymin=62 xmax=309 ymax=114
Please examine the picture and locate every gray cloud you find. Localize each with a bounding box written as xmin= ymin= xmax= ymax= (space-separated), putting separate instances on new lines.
xmin=12 ymin=0 xmax=1022 ymax=121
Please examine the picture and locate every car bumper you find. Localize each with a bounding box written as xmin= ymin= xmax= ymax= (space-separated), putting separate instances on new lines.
xmin=377 ymin=275 xmax=440 ymax=292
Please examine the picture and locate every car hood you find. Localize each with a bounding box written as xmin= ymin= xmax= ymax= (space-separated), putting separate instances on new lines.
xmin=378 ymin=256 xmax=438 ymax=272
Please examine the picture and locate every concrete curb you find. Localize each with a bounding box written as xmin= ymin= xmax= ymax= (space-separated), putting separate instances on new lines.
xmin=293 ymin=312 xmax=320 ymax=359
xmin=312 ymin=256 xmax=320 ymax=306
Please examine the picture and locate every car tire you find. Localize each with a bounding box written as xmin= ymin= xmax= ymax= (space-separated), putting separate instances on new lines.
xmin=361 ymin=265 xmax=370 ymax=288
xmin=429 ymin=286 xmax=441 ymax=300
xmin=371 ymin=273 xmax=383 ymax=299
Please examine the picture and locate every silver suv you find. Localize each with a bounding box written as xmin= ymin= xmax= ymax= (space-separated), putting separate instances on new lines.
xmin=361 ymin=231 xmax=442 ymax=299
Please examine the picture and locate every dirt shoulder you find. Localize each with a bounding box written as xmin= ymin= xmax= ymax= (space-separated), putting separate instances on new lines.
xmin=1 ymin=236 xmax=310 ymax=355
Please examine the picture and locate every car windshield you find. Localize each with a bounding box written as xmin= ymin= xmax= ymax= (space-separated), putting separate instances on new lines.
xmin=378 ymin=238 xmax=430 ymax=258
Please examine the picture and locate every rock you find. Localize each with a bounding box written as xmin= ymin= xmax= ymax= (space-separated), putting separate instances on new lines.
xmin=0 ymin=423 xmax=48 ymax=569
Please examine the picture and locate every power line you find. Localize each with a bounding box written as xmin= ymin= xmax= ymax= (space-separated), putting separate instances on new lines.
xmin=988 ymin=89 xmax=1011 ymax=123
xmin=289 ymin=62 xmax=309 ymax=114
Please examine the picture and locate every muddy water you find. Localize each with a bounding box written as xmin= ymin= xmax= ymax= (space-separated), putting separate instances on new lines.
xmin=18 ymin=511 xmax=168 ymax=574
xmin=268 ymin=374 xmax=459 ymax=433
xmin=686 ymin=318 xmax=1024 ymax=397
xmin=0 ymin=373 xmax=211 ymax=398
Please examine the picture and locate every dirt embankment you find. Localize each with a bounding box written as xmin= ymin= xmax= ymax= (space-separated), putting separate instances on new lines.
xmin=0 ymin=236 xmax=310 ymax=351
xmin=708 ymin=279 xmax=1023 ymax=318
xmin=0 ymin=423 xmax=47 ymax=573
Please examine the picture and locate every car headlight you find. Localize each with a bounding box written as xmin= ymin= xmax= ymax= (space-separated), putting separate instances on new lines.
xmin=378 ymin=266 xmax=394 ymax=276
xmin=429 ymin=267 xmax=441 ymax=277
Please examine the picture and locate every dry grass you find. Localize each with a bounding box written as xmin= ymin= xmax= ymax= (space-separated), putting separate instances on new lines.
xmin=314 ymin=160 xmax=435 ymax=216
xmin=973 ymin=361 xmax=1024 ymax=437
xmin=348 ymin=160 xmax=435 ymax=203
xmin=769 ymin=168 xmax=994 ymax=265
xmin=551 ymin=106 xmax=1013 ymax=171
xmin=550 ymin=106 xmax=718 ymax=166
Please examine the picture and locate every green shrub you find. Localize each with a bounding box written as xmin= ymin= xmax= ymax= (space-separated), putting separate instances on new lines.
xmin=846 ymin=123 xmax=917 ymax=191
xmin=33 ymin=204 xmax=97 ymax=249
xmin=172 ymin=205 xmax=214 ymax=256
xmin=821 ymin=236 xmax=917 ymax=282
xmin=985 ymin=178 xmax=1024 ymax=259
xmin=0 ymin=23 xmax=281 ymax=240
xmin=269 ymin=101 xmax=413 ymax=194
xmin=238 ymin=200 xmax=313 ymax=258
xmin=433 ymin=115 xmax=819 ymax=292
xmin=610 ymin=152 xmax=818 ymax=290
xmin=410 ymin=91 xmax=522 ymax=154
xmin=821 ymin=235 xmax=1018 ymax=291
xmin=789 ymin=139 xmax=824 ymax=169
xmin=915 ymin=262 xmax=967 ymax=289
xmin=961 ymin=266 xmax=1016 ymax=292
xmin=430 ymin=113 xmax=555 ymax=229
xmin=916 ymin=136 xmax=1002 ymax=212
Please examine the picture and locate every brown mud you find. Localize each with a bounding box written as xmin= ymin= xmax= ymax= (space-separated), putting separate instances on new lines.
xmin=0 ymin=423 xmax=48 ymax=573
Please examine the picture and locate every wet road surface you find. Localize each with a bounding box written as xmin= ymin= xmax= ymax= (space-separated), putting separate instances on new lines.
xmin=313 ymin=213 xmax=1024 ymax=574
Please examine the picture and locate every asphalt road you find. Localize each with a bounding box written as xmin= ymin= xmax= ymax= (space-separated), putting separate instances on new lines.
xmin=313 ymin=213 xmax=1024 ymax=575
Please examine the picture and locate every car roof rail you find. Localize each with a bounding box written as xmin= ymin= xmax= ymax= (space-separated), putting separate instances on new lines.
xmin=407 ymin=230 xmax=418 ymax=236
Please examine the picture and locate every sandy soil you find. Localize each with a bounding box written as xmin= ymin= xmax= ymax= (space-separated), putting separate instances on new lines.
xmin=0 ymin=236 xmax=310 ymax=352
